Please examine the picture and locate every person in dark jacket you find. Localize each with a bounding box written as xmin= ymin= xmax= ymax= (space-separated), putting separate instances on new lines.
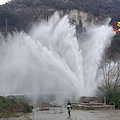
xmin=67 ymin=100 xmax=72 ymax=116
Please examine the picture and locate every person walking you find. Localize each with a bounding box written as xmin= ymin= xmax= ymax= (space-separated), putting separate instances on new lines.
xmin=67 ymin=100 xmax=72 ymax=116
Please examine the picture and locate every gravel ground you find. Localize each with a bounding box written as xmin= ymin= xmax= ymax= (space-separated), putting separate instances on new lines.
xmin=29 ymin=107 xmax=120 ymax=120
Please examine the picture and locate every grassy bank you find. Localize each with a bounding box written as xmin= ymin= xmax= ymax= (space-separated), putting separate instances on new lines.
xmin=0 ymin=95 xmax=33 ymax=118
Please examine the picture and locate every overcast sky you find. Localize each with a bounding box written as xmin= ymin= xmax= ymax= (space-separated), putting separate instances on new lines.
xmin=0 ymin=0 xmax=10 ymax=5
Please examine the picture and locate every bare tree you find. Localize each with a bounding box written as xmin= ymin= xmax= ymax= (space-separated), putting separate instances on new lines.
xmin=98 ymin=59 xmax=120 ymax=106
xmin=99 ymin=60 xmax=120 ymax=94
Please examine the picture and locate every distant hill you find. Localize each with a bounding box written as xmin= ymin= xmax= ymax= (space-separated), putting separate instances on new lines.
xmin=8 ymin=0 xmax=120 ymax=20
xmin=0 ymin=0 xmax=120 ymax=59
xmin=0 ymin=0 xmax=120 ymax=32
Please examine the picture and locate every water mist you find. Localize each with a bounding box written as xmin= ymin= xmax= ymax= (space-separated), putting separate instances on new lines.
xmin=0 ymin=13 xmax=114 ymax=104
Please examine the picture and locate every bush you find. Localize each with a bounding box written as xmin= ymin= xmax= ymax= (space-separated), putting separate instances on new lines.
xmin=0 ymin=96 xmax=33 ymax=118
xmin=107 ymin=91 xmax=120 ymax=108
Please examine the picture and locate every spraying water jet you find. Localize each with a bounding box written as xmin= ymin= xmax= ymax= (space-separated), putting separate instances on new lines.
xmin=0 ymin=12 xmax=115 ymax=104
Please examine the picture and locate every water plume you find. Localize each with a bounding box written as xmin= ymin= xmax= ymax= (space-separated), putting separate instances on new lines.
xmin=0 ymin=13 xmax=114 ymax=104
xmin=78 ymin=19 xmax=115 ymax=96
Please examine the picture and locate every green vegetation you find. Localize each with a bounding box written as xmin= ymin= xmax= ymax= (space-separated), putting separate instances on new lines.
xmin=107 ymin=91 xmax=120 ymax=108
xmin=0 ymin=95 xmax=33 ymax=118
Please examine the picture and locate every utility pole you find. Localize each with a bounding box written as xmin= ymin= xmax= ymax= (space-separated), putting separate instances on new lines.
xmin=5 ymin=19 xmax=8 ymax=33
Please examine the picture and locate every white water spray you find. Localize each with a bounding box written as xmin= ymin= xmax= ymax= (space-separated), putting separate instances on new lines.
xmin=0 ymin=13 xmax=114 ymax=103
xmin=78 ymin=20 xmax=115 ymax=96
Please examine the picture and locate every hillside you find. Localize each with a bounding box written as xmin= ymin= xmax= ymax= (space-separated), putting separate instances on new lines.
xmin=8 ymin=0 xmax=120 ymax=20
xmin=0 ymin=0 xmax=120 ymax=58
xmin=0 ymin=0 xmax=120 ymax=32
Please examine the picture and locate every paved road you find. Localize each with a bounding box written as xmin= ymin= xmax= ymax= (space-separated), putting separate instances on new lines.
xmin=28 ymin=107 xmax=120 ymax=120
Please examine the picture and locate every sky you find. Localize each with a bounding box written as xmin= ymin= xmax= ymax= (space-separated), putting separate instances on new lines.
xmin=0 ymin=0 xmax=10 ymax=5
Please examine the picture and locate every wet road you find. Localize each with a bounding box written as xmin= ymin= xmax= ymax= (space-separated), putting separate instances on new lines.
xmin=29 ymin=107 xmax=120 ymax=120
